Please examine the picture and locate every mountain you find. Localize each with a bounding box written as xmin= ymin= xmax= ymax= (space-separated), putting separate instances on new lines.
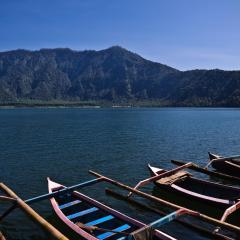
xmin=0 ymin=46 xmax=240 ymax=106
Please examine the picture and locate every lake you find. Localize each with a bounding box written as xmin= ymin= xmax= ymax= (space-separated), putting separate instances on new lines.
xmin=0 ymin=107 xmax=240 ymax=239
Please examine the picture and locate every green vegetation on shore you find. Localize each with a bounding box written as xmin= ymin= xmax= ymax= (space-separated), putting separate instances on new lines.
xmin=0 ymin=99 xmax=224 ymax=108
xmin=1 ymin=47 xmax=240 ymax=107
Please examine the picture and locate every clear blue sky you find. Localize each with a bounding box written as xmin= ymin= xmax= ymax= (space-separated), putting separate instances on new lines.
xmin=1 ymin=0 xmax=239 ymax=70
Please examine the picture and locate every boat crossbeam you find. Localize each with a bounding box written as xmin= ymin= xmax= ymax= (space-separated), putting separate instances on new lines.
xmin=25 ymin=177 xmax=103 ymax=204
xmin=220 ymin=200 xmax=240 ymax=223
xmin=149 ymin=208 xmax=199 ymax=228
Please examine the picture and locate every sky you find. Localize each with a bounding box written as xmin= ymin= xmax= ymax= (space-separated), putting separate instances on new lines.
xmin=0 ymin=0 xmax=240 ymax=70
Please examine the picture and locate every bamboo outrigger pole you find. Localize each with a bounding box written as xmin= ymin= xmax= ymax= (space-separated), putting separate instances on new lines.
xmin=106 ymin=189 xmax=234 ymax=240
xmin=25 ymin=177 xmax=103 ymax=204
xmin=0 ymin=177 xmax=104 ymax=220
xmin=89 ymin=170 xmax=240 ymax=235
xmin=0 ymin=183 xmax=69 ymax=240
xmin=0 ymin=232 xmax=6 ymax=240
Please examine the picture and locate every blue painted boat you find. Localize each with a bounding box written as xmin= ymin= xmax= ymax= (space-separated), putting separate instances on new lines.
xmin=48 ymin=178 xmax=176 ymax=240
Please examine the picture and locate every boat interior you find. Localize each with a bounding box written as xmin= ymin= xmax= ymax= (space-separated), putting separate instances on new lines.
xmin=173 ymin=177 xmax=240 ymax=200
xmin=52 ymin=187 xmax=140 ymax=240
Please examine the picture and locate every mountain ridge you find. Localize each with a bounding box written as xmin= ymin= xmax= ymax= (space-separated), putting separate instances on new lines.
xmin=0 ymin=46 xmax=239 ymax=106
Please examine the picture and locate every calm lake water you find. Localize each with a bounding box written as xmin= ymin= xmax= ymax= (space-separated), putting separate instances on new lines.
xmin=0 ymin=108 xmax=240 ymax=239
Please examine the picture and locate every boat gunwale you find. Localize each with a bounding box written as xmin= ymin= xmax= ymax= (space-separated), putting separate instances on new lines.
xmin=48 ymin=179 xmax=99 ymax=240
xmin=209 ymin=152 xmax=240 ymax=167
xmin=148 ymin=165 xmax=240 ymax=206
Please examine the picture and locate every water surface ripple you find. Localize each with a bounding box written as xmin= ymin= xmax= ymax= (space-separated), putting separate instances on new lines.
xmin=0 ymin=108 xmax=240 ymax=239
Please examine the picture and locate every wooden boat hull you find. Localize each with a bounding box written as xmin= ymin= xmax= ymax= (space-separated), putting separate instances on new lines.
xmin=208 ymin=152 xmax=240 ymax=177
xmin=48 ymin=178 xmax=175 ymax=240
xmin=148 ymin=164 xmax=240 ymax=209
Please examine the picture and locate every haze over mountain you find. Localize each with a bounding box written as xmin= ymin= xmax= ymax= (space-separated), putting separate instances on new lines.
xmin=0 ymin=46 xmax=240 ymax=106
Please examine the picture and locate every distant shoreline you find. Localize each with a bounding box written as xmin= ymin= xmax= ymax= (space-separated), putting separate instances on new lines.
xmin=0 ymin=101 xmax=239 ymax=108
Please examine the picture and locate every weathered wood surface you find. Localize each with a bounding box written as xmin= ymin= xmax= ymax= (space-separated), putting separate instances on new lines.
xmin=0 ymin=183 xmax=69 ymax=240
xmin=129 ymin=163 xmax=193 ymax=195
xmin=171 ymin=160 xmax=240 ymax=182
xmin=156 ymin=171 xmax=190 ymax=185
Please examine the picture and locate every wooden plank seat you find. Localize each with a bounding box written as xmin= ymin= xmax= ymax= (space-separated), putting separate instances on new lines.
xmin=67 ymin=207 xmax=98 ymax=220
xmin=156 ymin=171 xmax=191 ymax=185
xmin=97 ymin=224 xmax=131 ymax=239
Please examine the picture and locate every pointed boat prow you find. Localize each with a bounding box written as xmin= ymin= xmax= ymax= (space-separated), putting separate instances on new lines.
xmin=47 ymin=177 xmax=64 ymax=193
xmin=208 ymin=152 xmax=221 ymax=160
xmin=148 ymin=164 xmax=165 ymax=176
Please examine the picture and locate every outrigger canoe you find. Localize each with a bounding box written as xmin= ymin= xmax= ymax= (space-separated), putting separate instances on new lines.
xmin=208 ymin=152 xmax=240 ymax=177
xmin=48 ymin=178 xmax=176 ymax=240
xmin=148 ymin=164 xmax=240 ymax=208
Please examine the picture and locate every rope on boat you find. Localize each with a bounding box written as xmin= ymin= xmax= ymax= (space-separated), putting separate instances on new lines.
xmin=76 ymin=222 xmax=130 ymax=235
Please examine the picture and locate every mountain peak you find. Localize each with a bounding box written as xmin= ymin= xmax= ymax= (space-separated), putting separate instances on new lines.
xmin=105 ymin=45 xmax=126 ymax=51
xmin=101 ymin=45 xmax=129 ymax=54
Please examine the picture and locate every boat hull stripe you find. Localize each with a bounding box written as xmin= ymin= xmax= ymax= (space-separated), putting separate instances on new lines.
xmin=171 ymin=184 xmax=230 ymax=205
